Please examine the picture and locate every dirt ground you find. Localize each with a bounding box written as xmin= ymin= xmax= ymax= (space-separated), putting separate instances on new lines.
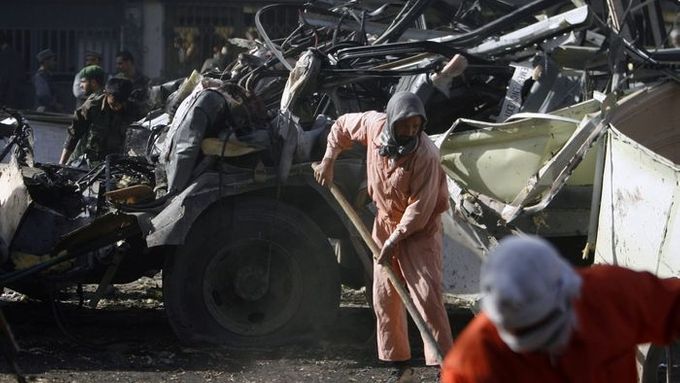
xmin=0 ymin=275 xmax=474 ymax=383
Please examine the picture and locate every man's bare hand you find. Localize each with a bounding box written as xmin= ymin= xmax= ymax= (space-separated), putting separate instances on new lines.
xmin=313 ymin=157 xmax=335 ymax=187
xmin=377 ymin=234 xmax=398 ymax=265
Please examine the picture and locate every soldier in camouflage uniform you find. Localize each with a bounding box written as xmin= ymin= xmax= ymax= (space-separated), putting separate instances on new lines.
xmin=76 ymin=65 xmax=106 ymax=102
xmin=73 ymin=51 xmax=105 ymax=109
xmin=59 ymin=78 xmax=136 ymax=167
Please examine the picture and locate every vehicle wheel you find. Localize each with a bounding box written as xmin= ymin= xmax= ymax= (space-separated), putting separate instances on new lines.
xmin=163 ymin=197 xmax=340 ymax=347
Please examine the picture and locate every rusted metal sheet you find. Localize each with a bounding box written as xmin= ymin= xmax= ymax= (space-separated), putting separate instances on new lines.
xmin=608 ymin=82 xmax=680 ymax=165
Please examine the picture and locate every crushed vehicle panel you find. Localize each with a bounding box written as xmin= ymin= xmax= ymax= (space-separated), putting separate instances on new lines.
xmin=437 ymin=81 xmax=680 ymax=307
xmin=595 ymin=126 xmax=680 ymax=277
xmin=593 ymin=82 xmax=680 ymax=277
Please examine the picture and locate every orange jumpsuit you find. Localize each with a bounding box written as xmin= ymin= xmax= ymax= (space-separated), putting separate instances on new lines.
xmin=325 ymin=111 xmax=453 ymax=366
xmin=442 ymin=265 xmax=680 ymax=383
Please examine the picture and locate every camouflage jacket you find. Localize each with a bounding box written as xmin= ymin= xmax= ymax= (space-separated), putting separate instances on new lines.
xmin=64 ymin=92 xmax=136 ymax=165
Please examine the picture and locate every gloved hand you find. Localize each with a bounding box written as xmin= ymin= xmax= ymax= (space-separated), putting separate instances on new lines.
xmin=377 ymin=232 xmax=400 ymax=265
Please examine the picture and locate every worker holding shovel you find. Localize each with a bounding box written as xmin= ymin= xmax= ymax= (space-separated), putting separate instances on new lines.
xmin=314 ymin=55 xmax=465 ymax=381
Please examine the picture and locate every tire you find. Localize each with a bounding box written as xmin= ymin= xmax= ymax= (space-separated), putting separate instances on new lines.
xmin=163 ymin=196 xmax=340 ymax=347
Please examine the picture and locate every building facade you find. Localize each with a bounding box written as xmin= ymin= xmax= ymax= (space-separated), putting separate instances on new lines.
xmin=1 ymin=0 xmax=299 ymax=109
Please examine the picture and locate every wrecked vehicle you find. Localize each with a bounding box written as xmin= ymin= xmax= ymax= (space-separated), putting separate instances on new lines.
xmin=0 ymin=3 xmax=679 ymax=376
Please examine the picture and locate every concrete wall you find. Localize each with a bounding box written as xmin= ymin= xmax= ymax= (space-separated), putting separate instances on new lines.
xmin=3 ymin=0 xmax=301 ymax=88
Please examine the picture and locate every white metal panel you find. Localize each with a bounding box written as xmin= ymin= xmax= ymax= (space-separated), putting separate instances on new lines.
xmin=441 ymin=210 xmax=485 ymax=293
xmin=594 ymin=128 xmax=680 ymax=278
xmin=0 ymin=162 xmax=32 ymax=258
xmin=440 ymin=178 xmax=495 ymax=306
xmin=467 ymin=6 xmax=590 ymax=56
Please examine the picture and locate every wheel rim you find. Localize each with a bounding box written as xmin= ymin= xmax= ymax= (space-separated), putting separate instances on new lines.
xmin=202 ymin=238 xmax=304 ymax=337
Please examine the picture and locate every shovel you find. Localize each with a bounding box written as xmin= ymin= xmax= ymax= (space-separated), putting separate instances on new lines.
xmin=312 ymin=163 xmax=444 ymax=364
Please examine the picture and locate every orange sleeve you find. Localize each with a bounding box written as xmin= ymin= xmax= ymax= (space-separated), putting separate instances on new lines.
xmin=441 ymin=315 xmax=506 ymax=383
xmin=588 ymin=266 xmax=680 ymax=345
xmin=441 ymin=367 xmax=476 ymax=383
xmin=323 ymin=111 xmax=384 ymax=159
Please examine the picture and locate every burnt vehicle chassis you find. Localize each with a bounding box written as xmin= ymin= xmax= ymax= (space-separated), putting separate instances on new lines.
xmin=0 ymin=107 xmax=373 ymax=347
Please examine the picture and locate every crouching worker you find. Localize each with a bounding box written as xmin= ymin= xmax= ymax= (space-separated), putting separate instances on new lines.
xmin=442 ymin=235 xmax=680 ymax=383
xmin=314 ymin=91 xmax=453 ymax=382
xmin=59 ymin=78 xmax=136 ymax=167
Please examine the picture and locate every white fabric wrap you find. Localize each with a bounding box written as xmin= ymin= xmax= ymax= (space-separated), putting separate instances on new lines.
xmin=480 ymin=235 xmax=583 ymax=353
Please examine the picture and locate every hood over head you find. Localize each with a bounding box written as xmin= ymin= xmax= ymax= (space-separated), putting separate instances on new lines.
xmin=480 ymin=235 xmax=582 ymax=354
xmin=379 ymin=91 xmax=427 ymax=158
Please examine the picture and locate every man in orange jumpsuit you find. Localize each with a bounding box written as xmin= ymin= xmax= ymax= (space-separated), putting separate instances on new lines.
xmin=442 ymin=235 xmax=680 ymax=383
xmin=314 ymin=91 xmax=453 ymax=382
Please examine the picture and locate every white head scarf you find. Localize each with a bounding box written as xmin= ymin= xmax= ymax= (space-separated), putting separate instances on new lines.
xmin=480 ymin=235 xmax=583 ymax=353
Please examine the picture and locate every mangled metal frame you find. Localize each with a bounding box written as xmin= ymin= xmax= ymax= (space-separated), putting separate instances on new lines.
xmin=434 ymin=81 xmax=680 ymax=305
xmin=435 ymin=96 xmax=610 ymax=221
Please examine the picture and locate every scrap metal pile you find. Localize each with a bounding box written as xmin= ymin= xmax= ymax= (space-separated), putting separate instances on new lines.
xmin=194 ymin=0 xmax=679 ymax=128
xmin=139 ymin=0 xmax=680 ymax=191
